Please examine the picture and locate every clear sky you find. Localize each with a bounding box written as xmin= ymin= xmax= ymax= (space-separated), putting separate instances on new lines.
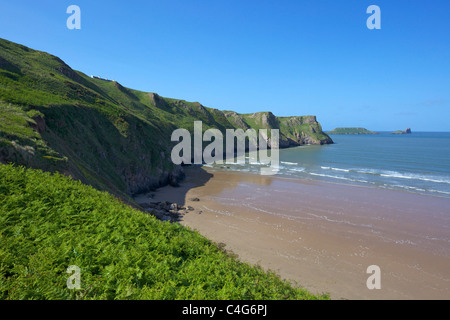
xmin=1 ymin=0 xmax=449 ymax=131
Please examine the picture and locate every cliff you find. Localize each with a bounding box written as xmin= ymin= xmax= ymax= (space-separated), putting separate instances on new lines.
xmin=0 ymin=38 xmax=332 ymax=202
xmin=224 ymin=111 xmax=333 ymax=147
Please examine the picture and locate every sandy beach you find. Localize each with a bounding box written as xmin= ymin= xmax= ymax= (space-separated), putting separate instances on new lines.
xmin=134 ymin=165 xmax=450 ymax=300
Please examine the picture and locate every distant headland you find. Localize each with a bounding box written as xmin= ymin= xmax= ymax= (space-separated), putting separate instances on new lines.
xmin=326 ymin=127 xmax=377 ymax=135
xmin=391 ymin=128 xmax=412 ymax=134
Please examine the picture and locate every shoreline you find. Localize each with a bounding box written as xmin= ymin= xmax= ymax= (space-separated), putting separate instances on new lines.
xmin=134 ymin=165 xmax=450 ymax=300
xmin=208 ymin=164 xmax=450 ymax=200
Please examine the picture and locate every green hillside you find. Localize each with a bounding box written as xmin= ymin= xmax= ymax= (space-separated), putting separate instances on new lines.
xmin=0 ymin=38 xmax=332 ymax=201
xmin=0 ymin=164 xmax=327 ymax=299
xmin=0 ymin=38 xmax=333 ymax=300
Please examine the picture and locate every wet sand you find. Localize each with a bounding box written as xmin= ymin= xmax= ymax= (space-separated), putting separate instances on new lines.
xmin=134 ymin=166 xmax=450 ymax=300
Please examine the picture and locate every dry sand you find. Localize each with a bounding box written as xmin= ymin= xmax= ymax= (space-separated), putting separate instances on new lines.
xmin=134 ymin=165 xmax=450 ymax=300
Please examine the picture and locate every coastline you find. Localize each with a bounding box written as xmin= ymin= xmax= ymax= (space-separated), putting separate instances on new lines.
xmin=134 ymin=165 xmax=450 ymax=300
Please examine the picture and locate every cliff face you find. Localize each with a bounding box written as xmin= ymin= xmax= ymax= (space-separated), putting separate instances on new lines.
xmin=278 ymin=115 xmax=333 ymax=146
xmin=0 ymin=38 xmax=332 ymax=202
xmin=223 ymin=112 xmax=333 ymax=147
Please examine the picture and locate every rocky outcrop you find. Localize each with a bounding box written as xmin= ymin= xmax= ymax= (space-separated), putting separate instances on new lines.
xmin=224 ymin=111 xmax=250 ymax=130
xmin=122 ymin=165 xmax=185 ymax=195
xmin=278 ymin=116 xmax=333 ymax=146
xmin=251 ymin=111 xmax=279 ymax=128
xmin=141 ymin=200 xmax=201 ymax=222
xmin=223 ymin=112 xmax=333 ymax=148
xmin=392 ymin=128 xmax=412 ymax=134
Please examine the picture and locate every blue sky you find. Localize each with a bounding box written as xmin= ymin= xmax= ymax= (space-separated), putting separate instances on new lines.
xmin=1 ymin=0 xmax=449 ymax=131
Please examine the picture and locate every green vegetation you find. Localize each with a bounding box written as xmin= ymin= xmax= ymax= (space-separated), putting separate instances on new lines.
xmin=0 ymin=164 xmax=327 ymax=300
xmin=0 ymin=38 xmax=331 ymax=299
xmin=0 ymin=37 xmax=332 ymax=200
xmin=327 ymin=127 xmax=377 ymax=135
xmin=0 ymin=101 xmax=67 ymax=170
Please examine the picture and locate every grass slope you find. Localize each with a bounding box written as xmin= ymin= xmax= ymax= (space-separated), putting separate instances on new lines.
xmin=0 ymin=164 xmax=327 ymax=300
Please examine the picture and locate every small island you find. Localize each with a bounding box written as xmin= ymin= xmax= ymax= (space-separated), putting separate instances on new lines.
xmin=327 ymin=127 xmax=377 ymax=135
xmin=391 ymin=128 xmax=412 ymax=134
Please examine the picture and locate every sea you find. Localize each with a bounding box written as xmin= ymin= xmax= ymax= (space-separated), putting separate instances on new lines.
xmin=204 ymin=132 xmax=450 ymax=198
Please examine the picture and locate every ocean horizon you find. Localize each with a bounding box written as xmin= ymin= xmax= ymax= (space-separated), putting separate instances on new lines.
xmin=205 ymin=132 xmax=450 ymax=198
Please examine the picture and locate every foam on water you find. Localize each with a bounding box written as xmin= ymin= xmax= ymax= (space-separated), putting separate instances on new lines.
xmin=203 ymin=133 xmax=450 ymax=197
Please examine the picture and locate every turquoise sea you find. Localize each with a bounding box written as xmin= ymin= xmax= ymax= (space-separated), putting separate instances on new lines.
xmin=207 ymin=132 xmax=450 ymax=198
